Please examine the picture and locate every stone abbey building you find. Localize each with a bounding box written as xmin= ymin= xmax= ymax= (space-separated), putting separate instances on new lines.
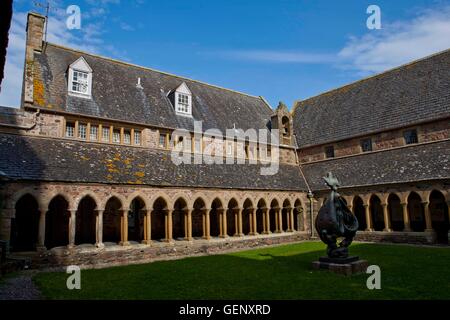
xmin=0 ymin=13 xmax=448 ymax=267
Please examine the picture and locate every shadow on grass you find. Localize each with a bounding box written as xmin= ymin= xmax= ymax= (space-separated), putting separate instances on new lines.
xmin=33 ymin=242 xmax=450 ymax=300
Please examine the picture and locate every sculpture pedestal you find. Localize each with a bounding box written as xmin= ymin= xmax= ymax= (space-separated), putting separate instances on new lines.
xmin=312 ymin=256 xmax=368 ymax=276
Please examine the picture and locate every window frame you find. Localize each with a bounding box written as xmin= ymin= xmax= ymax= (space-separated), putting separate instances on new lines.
xmin=360 ymin=138 xmax=373 ymax=152
xmin=403 ymin=129 xmax=418 ymax=145
xmin=325 ymin=145 xmax=335 ymax=159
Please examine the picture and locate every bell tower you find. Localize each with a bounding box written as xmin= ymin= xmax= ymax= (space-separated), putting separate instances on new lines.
xmin=271 ymin=101 xmax=293 ymax=146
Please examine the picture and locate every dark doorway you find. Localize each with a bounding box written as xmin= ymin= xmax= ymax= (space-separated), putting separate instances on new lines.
xmin=11 ymin=194 xmax=40 ymax=252
xmin=429 ymin=190 xmax=449 ymax=243
xmin=76 ymin=196 xmax=97 ymax=245
xmin=45 ymin=196 xmax=69 ymax=249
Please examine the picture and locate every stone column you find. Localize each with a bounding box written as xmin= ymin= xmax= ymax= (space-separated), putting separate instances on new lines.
xmin=422 ymin=201 xmax=433 ymax=232
xmin=0 ymin=209 xmax=14 ymax=243
xmin=249 ymin=209 xmax=258 ymax=235
xmin=288 ymin=207 xmax=294 ymax=232
xmin=165 ymin=209 xmax=173 ymax=242
xmin=265 ymin=209 xmax=271 ymax=234
xmin=218 ymin=209 xmax=224 ymax=237
xmin=238 ymin=208 xmax=244 ymax=236
xmin=204 ymin=210 xmax=211 ymax=240
xmin=68 ymin=209 xmax=77 ymax=248
xmin=221 ymin=209 xmax=228 ymax=238
xmin=120 ymin=210 xmax=130 ymax=246
xmin=381 ymin=203 xmax=392 ymax=232
xmin=400 ymin=203 xmax=411 ymax=231
xmin=252 ymin=209 xmax=259 ymax=235
xmin=275 ymin=208 xmax=282 ymax=233
xmin=233 ymin=209 xmax=240 ymax=237
xmin=363 ymin=204 xmax=373 ymax=231
xmin=95 ymin=209 xmax=104 ymax=248
xmin=185 ymin=209 xmax=193 ymax=241
xmin=142 ymin=210 xmax=152 ymax=245
xmin=37 ymin=208 xmax=46 ymax=249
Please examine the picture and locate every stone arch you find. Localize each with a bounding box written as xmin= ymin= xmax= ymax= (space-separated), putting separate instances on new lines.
xmin=408 ymin=191 xmax=425 ymax=232
xmin=226 ymin=198 xmax=239 ymax=236
xmin=369 ymin=194 xmax=384 ymax=231
xmin=173 ymin=197 xmax=188 ymax=240
xmin=10 ymin=194 xmax=40 ymax=252
xmin=43 ymin=192 xmax=73 ymax=212
xmin=429 ymin=190 xmax=449 ymax=243
xmin=103 ymin=196 xmax=123 ymax=244
xmin=269 ymin=198 xmax=280 ymax=233
xmin=353 ymin=196 xmax=366 ymax=231
xmin=151 ymin=196 xmax=168 ymax=241
xmin=256 ymin=198 xmax=267 ymax=234
xmin=128 ymin=196 xmax=146 ymax=242
xmin=74 ymin=192 xmax=100 ymax=211
xmin=100 ymin=193 xmax=126 ymax=212
xmin=242 ymin=198 xmax=254 ymax=235
xmin=45 ymin=195 xmax=70 ymax=249
xmin=8 ymin=188 xmax=43 ymax=213
xmin=387 ymin=193 xmax=404 ymax=231
xmin=76 ymin=195 xmax=97 ymax=245
xmin=125 ymin=191 xmax=150 ymax=210
xmin=193 ymin=197 xmax=207 ymax=238
xmin=210 ymin=198 xmax=223 ymax=237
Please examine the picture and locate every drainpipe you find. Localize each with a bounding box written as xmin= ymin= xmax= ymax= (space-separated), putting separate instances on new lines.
xmin=307 ymin=191 xmax=314 ymax=238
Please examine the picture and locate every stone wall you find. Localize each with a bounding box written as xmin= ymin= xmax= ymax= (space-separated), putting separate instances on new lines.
xmin=298 ymin=119 xmax=450 ymax=163
xmin=34 ymin=232 xmax=310 ymax=269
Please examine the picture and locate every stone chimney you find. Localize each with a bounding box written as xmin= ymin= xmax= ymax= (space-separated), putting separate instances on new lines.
xmin=22 ymin=12 xmax=45 ymax=106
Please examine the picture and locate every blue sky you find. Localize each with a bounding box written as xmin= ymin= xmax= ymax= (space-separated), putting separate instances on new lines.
xmin=1 ymin=0 xmax=450 ymax=108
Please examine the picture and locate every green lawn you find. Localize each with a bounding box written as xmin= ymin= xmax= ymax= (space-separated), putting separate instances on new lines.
xmin=34 ymin=241 xmax=450 ymax=300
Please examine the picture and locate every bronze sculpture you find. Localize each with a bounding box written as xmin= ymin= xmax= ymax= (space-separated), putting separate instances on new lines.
xmin=315 ymin=172 xmax=359 ymax=259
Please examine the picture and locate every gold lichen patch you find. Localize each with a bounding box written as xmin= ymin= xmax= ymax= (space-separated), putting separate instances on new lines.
xmin=33 ymin=78 xmax=45 ymax=107
xmin=80 ymin=156 xmax=90 ymax=161
xmin=135 ymin=171 xmax=145 ymax=178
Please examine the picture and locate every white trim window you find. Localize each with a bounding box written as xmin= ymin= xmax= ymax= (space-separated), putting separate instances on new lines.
xmin=174 ymin=82 xmax=192 ymax=116
xmin=68 ymin=57 xmax=93 ymax=98
xmin=71 ymin=70 xmax=89 ymax=94
xmin=124 ymin=130 xmax=131 ymax=144
xmin=78 ymin=123 xmax=87 ymax=140
xmin=113 ymin=129 xmax=121 ymax=143
xmin=65 ymin=122 xmax=75 ymax=138
xmin=134 ymin=130 xmax=141 ymax=145
xmin=102 ymin=127 xmax=110 ymax=142
xmin=176 ymin=93 xmax=190 ymax=114
xmin=90 ymin=125 xmax=98 ymax=141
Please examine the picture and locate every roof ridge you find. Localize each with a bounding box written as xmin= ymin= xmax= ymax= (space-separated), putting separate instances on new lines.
xmin=45 ymin=42 xmax=264 ymax=101
xmin=292 ymin=47 xmax=450 ymax=111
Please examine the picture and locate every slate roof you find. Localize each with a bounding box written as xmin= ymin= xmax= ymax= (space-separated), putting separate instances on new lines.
xmin=293 ymin=49 xmax=450 ymax=148
xmin=0 ymin=133 xmax=308 ymax=191
xmin=32 ymin=43 xmax=273 ymax=133
xmin=302 ymin=140 xmax=450 ymax=191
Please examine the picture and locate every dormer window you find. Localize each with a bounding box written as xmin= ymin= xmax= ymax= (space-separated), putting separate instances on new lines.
xmin=173 ymin=82 xmax=192 ymax=116
xmin=68 ymin=57 xmax=93 ymax=98
xmin=177 ymin=94 xmax=190 ymax=113
xmin=72 ymin=71 xmax=89 ymax=94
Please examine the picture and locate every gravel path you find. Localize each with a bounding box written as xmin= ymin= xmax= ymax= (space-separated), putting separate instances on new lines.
xmin=0 ymin=273 xmax=43 ymax=300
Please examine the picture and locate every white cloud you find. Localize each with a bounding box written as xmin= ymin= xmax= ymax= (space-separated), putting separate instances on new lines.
xmin=338 ymin=6 xmax=450 ymax=74
xmin=120 ymin=22 xmax=135 ymax=31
